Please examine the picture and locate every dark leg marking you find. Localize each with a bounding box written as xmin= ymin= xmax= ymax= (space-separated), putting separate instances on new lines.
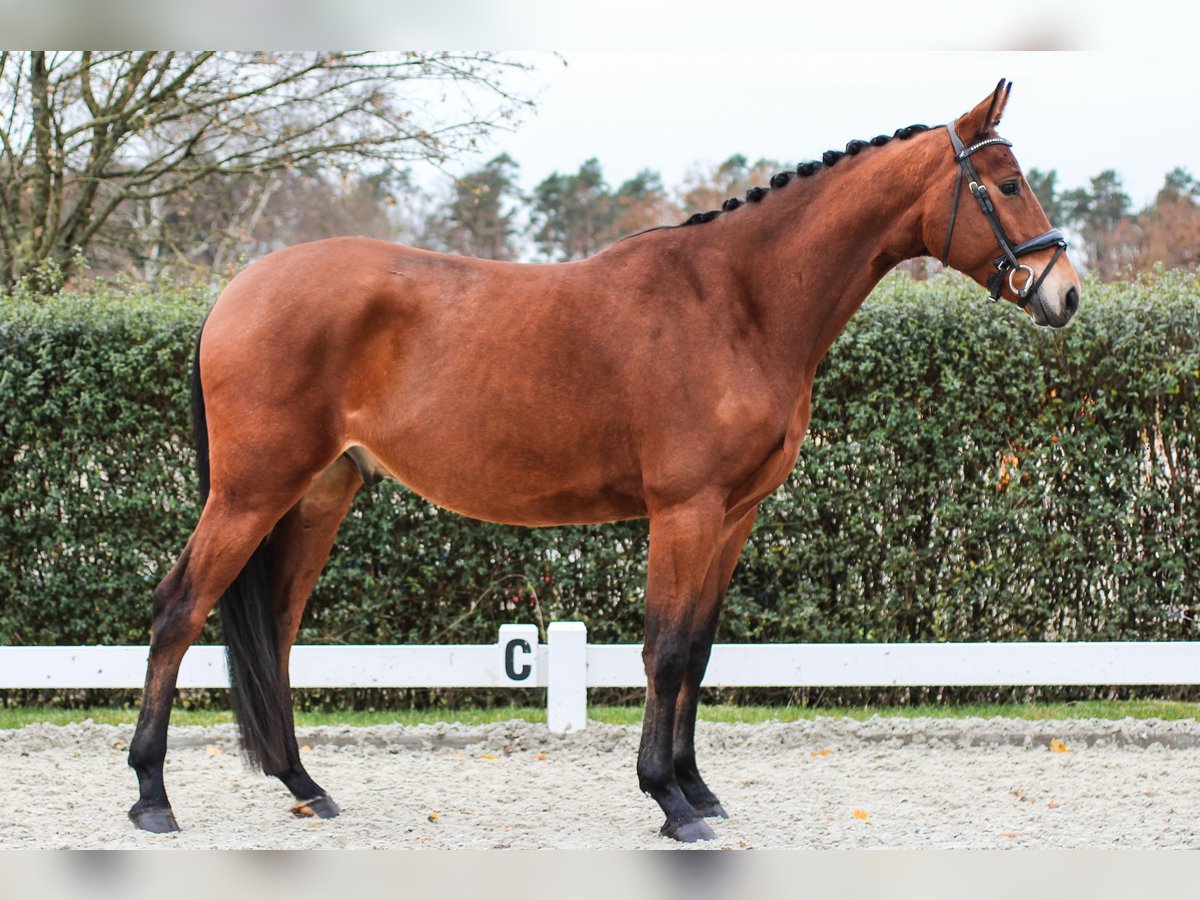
xmin=638 ymin=500 xmax=725 ymax=842
xmin=672 ymin=505 xmax=759 ymax=819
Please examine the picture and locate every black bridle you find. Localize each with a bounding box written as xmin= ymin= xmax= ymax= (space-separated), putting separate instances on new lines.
xmin=939 ymin=117 xmax=1067 ymax=305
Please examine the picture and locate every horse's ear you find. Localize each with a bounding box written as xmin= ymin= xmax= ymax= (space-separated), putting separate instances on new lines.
xmin=960 ymin=79 xmax=1012 ymax=138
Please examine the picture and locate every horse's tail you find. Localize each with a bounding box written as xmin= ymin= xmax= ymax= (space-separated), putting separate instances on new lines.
xmin=192 ymin=321 xmax=292 ymax=774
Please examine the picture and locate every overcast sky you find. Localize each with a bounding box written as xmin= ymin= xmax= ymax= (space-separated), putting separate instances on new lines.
xmin=446 ymin=50 xmax=1195 ymax=211
xmin=2 ymin=1 xmax=1193 ymax=211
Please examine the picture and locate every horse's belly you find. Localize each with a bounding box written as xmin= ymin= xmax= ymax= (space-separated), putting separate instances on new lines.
xmin=347 ymin=441 xmax=648 ymax=527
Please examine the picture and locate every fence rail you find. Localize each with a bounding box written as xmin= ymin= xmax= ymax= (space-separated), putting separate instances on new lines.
xmin=4 ymin=623 xmax=1199 ymax=733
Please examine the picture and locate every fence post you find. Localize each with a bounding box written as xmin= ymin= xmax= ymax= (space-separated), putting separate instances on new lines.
xmin=547 ymin=621 xmax=587 ymax=733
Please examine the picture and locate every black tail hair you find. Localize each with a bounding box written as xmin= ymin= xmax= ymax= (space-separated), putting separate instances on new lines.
xmin=192 ymin=322 xmax=294 ymax=774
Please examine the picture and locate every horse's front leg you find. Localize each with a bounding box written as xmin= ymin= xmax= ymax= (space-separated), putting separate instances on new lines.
xmin=638 ymin=497 xmax=726 ymax=842
xmin=672 ymin=504 xmax=759 ymax=819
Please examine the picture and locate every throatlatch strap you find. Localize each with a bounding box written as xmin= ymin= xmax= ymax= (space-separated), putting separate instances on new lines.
xmin=941 ymin=167 xmax=964 ymax=267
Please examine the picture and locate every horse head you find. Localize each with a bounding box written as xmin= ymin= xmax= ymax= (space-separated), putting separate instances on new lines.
xmin=925 ymin=79 xmax=1081 ymax=327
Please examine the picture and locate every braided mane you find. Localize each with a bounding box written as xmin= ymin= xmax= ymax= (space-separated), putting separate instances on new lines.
xmin=680 ymin=124 xmax=933 ymax=227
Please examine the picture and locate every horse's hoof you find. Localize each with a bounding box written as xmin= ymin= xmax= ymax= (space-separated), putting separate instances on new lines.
xmin=129 ymin=806 xmax=180 ymax=834
xmin=660 ymin=817 xmax=717 ymax=843
xmin=292 ymin=794 xmax=341 ymax=819
xmin=696 ymin=802 xmax=729 ymax=819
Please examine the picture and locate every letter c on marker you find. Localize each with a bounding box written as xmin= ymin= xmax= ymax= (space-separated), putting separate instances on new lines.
xmin=504 ymin=638 xmax=532 ymax=681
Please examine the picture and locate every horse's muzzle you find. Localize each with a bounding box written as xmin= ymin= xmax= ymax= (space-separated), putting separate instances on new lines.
xmin=1029 ymin=282 xmax=1079 ymax=329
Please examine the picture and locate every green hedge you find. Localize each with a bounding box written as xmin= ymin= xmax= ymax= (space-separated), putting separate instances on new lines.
xmin=1 ymin=271 xmax=1197 ymax=650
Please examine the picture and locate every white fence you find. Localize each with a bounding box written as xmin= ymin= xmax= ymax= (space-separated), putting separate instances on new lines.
xmin=3 ymin=623 xmax=1199 ymax=733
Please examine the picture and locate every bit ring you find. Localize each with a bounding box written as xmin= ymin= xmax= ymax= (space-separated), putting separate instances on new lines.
xmin=1009 ymin=264 xmax=1036 ymax=298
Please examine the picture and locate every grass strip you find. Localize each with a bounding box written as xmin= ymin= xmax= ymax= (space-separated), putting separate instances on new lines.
xmin=3 ymin=699 xmax=1199 ymax=730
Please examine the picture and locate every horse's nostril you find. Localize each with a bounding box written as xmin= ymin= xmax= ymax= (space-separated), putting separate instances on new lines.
xmin=1065 ymin=285 xmax=1080 ymax=316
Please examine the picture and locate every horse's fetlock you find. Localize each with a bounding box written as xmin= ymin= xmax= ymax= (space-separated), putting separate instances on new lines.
xmin=638 ymin=755 xmax=675 ymax=792
xmin=127 ymin=742 xmax=160 ymax=772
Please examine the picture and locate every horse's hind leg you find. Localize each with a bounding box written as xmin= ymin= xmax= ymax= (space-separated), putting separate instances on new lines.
xmin=262 ymin=455 xmax=362 ymax=817
xmin=128 ymin=495 xmax=297 ymax=833
xmin=671 ymin=504 xmax=759 ymax=820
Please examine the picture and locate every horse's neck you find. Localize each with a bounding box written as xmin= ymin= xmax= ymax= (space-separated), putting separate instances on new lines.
xmin=728 ymin=133 xmax=941 ymax=378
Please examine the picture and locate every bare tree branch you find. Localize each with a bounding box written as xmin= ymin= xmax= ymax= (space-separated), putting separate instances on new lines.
xmin=0 ymin=50 xmax=536 ymax=290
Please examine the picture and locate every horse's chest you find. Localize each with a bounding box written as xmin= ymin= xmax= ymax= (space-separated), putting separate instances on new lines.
xmin=730 ymin=390 xmax=812 ymax=506
xmin=761 ymin=436 xmax=804 ymax=492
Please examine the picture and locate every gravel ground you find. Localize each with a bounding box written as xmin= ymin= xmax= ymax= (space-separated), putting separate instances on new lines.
xmin=3 ymin=716 xmax=1200 ymax=849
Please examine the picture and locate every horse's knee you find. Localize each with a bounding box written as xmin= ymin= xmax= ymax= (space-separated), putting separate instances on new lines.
xmin=685 ymin=637 xmax=715 ymax=682
xmin=643 ymin=638 xmax=689 ymax=691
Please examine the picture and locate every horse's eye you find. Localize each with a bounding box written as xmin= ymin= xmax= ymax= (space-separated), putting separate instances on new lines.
xmin=999 ymin=181 xmax=1021 ymax=196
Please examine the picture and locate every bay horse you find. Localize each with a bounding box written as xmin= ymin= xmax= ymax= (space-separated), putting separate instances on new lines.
xmin=128 ymin=80 xmax=1079 ymax=842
